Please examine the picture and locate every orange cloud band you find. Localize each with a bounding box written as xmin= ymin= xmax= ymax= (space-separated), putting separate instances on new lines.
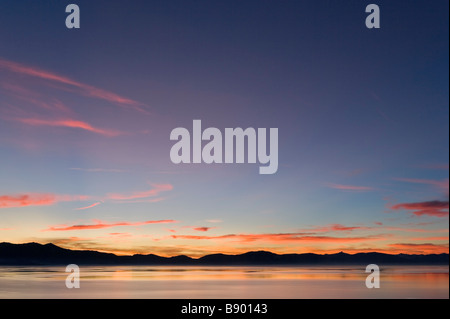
xmin=171 ymin=233 xmax=381 ymax=244
xmin=0 ymin=193 xmax=56 ymax=208
xmin=44 ymin=219 xmax=178 ymax=231
xmin=392 ymin=200 xmax=449 ymax=217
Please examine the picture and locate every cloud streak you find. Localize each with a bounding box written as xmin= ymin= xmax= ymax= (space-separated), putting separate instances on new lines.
xmin=0 ymin=82 xmax=74 ymax=115
xmin=325 ymin=183 xmax=373 ymax=191
xmin=0 ymin=57 xmax=147 ymax=113
xmin=17 ymin=118 xmax=123 ymax=137
xmin=0 ymin=193 xmax=56 ymax=208
xmin=171 ymin=232 xmax=381 ymax=244
xmin=303 ymin=224 xmax=372 ymax=233
xmin=394 ymin=178 xmax=449 ymax=193
xmin=107 ymin=184 xmax=173 ymax=201
xmin=391 ymin=200 xmax=449 ymax=218
xmin=70 ymin=168 xmax=128 ymax=173
xmin=44 ymin=219 xmax=178 ymax=231
xmin=0 ymin=183 xmax=172 ymax=210
xmin=75 ymin=202 xmax=102 ymax=211
xmin=192 ymin=227 xmax=214 ymax=232
xmin=0 ymin=192 xmax=93 ymax=209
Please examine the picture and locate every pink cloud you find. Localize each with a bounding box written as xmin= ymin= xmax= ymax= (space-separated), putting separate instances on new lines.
xmin=107 ymin=184 xmax=173 ymax=201
xmin=17 ymin=118 xmax=123 ymax=137
xmin=0 ymin=192 xmax=93 ymax=209
xmin=326 ymin=183 xmax=373 ymax=191
xmin=0 ymin=82 xmax=42 ymax=102
xmin=391 ymin=200 xmax=449 ymax=218
xmin=192 ymin=227 xmax=215 ymax=232
xmin=311 ymin=221 xmax=448 ymax=234
xmin=0 ymin=82 xmax=73 ymax=115
xmin=394 ymin=178 xmax=449 ymax=193
xmin=75 ymin=202 xmax=102 ymax=211
xmin=107 ymin=233 xmax=133 ymax=238
xmin=0 ymin=184 xmax=171 ymax=211
xmin=0 ymin=57 xmax=147 ymax=113
xmin=412 ymin=210 xmax=449 ymax=218
xmin=56 ymin=194 xmax=92 ymax=202
xmin=112 ymin=197 xmax=167 ymax=204
xmin=44 ymin=219 xmax=178 ymax=231
xmin=304 ymin=224 xmax=371 ymax=233
xmin=0 ymin=193 xmax=56 ymax=208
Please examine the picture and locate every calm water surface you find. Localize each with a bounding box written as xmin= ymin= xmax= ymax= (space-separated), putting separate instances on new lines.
xmin=0 ymin=265 xmax=448 ymax=299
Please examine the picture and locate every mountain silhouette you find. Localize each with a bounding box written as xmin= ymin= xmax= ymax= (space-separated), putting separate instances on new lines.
xmin=0 ymin=242 xmax=448 ymax=266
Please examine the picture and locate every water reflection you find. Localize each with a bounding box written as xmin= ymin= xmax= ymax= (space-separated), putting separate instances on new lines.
xmin=0 ymin=265 xmax=448 ymax=298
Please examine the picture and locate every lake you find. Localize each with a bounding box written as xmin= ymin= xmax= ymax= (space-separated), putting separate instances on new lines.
xmin=0 ymin=265 xmax=448 ymax=299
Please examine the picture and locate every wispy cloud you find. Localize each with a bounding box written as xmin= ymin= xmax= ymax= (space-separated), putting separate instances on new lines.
xmin=0 ymin=82 xmax=73 ymax=115
xmin=44 ymin=219 xmax=178 ymax=231
xmin=383 ymin=226 xmax=449 ymax=233
xmin=70 ymin=168 xmax=128 ymax=173
xmin=107 ymin=184 xmax=173 ymax=201
xmin=105 ymin=232 xmax=133 ymax=239
xmin=394 ymin=178 xmax=449 ymax=193
xmin=302 ymin=224 xmax=372 ymax=233
xmin=306 ymin=223 xmax=448 ymax=234
xmin=0 ymin=183 xmax=172 ymax=210
xmin=0 ymin=193 xmax=56 ymax=208
xmin=0 ymin=81 xmax=40 ymax=98
xmin=391 ymin=200 xmax=449 ymax=218
xmin=17 ymin=118 xmax=123 ymax=137
xmin=171 ymin=232 xmax=381 ymax=244
xmin=325 ymin=183 xmax=374 ymax=191
xmin=75 ymin=202 xmax=102 ymax=211
xmin=111 ymin=197 xmax=167 ymax=204
xmin=0 ymin=57 xmax=147 ymax=113
xmin=0 ymin=193 xmax=91 ymax=209
xmin=192 ymin=227 xmax=215 ymax=232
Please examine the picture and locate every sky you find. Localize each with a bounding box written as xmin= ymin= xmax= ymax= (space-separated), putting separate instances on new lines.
xmin=0 ymin=0 xmax=448 ymax=257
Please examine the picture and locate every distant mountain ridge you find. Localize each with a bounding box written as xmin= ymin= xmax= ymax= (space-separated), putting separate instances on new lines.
xmin=0 ymin=242 xmax=448 ymax=266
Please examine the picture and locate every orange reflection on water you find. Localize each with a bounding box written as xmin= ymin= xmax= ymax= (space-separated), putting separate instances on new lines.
xmin=0 ymin=265 xmax=448 ymax=298
xmin=76 ymin=265 xmax=449 ymax=283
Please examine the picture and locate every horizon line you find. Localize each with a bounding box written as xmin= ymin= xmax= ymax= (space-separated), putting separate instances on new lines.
xmin=1 ymin=241 xmax=449 ymax=259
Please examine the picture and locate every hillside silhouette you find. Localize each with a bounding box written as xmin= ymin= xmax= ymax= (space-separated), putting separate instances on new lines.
xmin=0 ymin=242 xmax=448 ymax=266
